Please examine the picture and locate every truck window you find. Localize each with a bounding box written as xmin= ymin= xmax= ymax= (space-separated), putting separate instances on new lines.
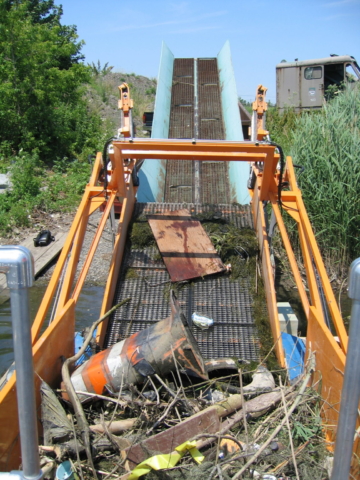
xmin=345 ymin=63 xmax=359 ymax=83
xmin=324 ymin=63 xmax=344 ymax=90
xmin=304 ymin=66 xmax=322 ymax=80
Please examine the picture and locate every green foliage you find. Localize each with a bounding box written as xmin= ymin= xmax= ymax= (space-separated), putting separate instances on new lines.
xmin=0 ymin=153 xmax=42 ymax=231
xmin=88 ymin=60 xmax=114 ymax=76
xmin=40 ymin=158 xmax=92 ymax=210
xmin=10 ymin=153 xmax=42 ymax=200
xmin=266 ymin=107 xmax=301 ymax=155
xmin=0 ymin=152 xmax=91 ymax=235
xmin=325 ymin=80 xmax=345 ymax=101
xmin=3 ymin=0 xmax=62 ymax=25
xmin=145 ymin=86 xmax=156 ymax=96
xmin=0 ymin=0 xmax=93 ymax=160
xmin=290 ymin=85 xmax=360 ymax=273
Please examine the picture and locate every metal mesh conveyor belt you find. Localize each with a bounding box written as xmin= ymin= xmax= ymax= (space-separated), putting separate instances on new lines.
xmin=164 ymin=58 xmax=230 ymax=205
xmin=104 ymin=203 xmax=259 ymax=362
xmin=198 ymin=59 xmax=225 ymax=139
xmin=197 ymin=58 xmax=229 ymax=204
xmin=165 ymin=59 xmax=194 ymax=203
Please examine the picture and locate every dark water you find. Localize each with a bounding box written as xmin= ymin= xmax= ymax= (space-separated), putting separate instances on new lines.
xmin=0 ymin=284 xmax=105 ymax=377
xmin=277 ymin=283 xmax=352 ymax=336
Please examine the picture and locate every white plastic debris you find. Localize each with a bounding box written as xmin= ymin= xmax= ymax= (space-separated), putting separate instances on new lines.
xmin=192 ymin=312 xmax=214 ymax=329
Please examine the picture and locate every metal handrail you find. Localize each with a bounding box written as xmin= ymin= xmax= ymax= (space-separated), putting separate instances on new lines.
xmin=0 ymin=246 xmax=42 ymax=480
xmin=331 ymin=257 xmax=360 ymax=480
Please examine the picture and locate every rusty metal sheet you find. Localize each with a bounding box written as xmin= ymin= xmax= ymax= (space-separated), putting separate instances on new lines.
xmin=147 ymin=209 xmax=225 ymax=282
xmin=122 ymin=406 xmax=220 ymax=469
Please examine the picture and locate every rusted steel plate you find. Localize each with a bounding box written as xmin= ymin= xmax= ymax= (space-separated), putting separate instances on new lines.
xmin=123 ymin=406 xmax=220 ymax=469
xmin=147 ymin=209 xmax=225 ymax=282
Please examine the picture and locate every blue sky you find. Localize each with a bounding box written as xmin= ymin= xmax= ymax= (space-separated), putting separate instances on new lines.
xmin=60 ymin=0 xmax=360 ymax=104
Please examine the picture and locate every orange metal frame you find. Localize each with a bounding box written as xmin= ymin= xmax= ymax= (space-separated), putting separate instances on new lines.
xmin=0 ymin=138 xmax=352 ymax=469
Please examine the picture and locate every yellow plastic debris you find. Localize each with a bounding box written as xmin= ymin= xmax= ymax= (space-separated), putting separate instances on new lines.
xmin=128 ymin=441 xmax=204 ymax=480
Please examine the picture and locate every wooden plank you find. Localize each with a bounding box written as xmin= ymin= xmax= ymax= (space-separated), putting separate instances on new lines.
xmin=0 ymin=229 xmax=68 ymax=304
xmin=122 ymin=406 xmax=221 ymax=469
xmin=148 ymin=209 xmax=225 ymax=282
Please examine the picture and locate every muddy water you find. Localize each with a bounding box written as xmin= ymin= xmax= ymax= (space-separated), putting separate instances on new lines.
xmin=0 ymin=284 xmax=105 ymax=377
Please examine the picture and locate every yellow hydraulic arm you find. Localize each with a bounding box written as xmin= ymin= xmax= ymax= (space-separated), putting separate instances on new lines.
xmin=118 ymin=83 xmax=134 ymax=138
xmin=251 ymin=84 xmax=269 ymax=141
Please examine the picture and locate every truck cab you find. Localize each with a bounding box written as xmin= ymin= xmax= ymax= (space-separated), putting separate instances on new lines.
xmin=276 ymin=55 xmax=360 ymax=111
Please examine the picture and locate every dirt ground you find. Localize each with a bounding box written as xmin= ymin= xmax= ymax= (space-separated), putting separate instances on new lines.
xmin=0 ymin=209 xmax=114 ymax=286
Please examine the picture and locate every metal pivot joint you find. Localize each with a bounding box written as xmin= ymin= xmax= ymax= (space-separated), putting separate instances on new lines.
xmin=331 ymin=257 xmax=360 ymax=480
xmin=0 ymin=246 xmax=42 ymax=480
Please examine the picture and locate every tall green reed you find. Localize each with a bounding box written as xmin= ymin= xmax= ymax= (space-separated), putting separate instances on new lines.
xmin=290 ymin=85 xmax=360 ymax=275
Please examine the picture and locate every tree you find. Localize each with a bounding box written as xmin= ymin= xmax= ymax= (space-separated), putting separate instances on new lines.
xmin=88 ymin=60 xmax=114 ymax=76
xmin=0 ymin=0 xmax=92 ymax=160
xmin=3 ymin=0 xmax=62 ymax=25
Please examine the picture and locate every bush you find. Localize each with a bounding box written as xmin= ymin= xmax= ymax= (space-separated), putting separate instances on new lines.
xmin=0 ymin=153 xmax=92 ymax=236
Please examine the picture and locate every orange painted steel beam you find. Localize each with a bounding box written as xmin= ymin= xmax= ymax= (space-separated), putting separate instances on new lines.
xmin=306 ymin=306 xmax=346 ymax=447
xmin=72 ymin=192 xmax=117 ymax=303
xmin=0 ymin=299 xmax=75 ymax=471
xmin=283 ymin=157 xmax=348 ymax=353
xmin=298 ymin=222 xmax=325 ymax=314
xmin=89 ymin=152 xmax=103 ymax=187
xmin=119 ymin=150 xmax=268 ymax=162
xmin=284 ymin=155 xmax=299 ymax=191
xmin=113 ymin=138 xmax=278 ymax=154
xmin=259 ymin=152 xmax=278 ymax=200
xmin=280 ymin=192 xmax=325 ymax=314
xmin=96 ymin=182 xmax=136 ymax=346
xmin=30 ymin=185 xmax=109 ymax=342
xmin=252 ymin=182 xmax=285 ymax=367
xmin=31 ymin=190 xmax=93 ymax=342
xmin=298 ymin=211 xmax=348 ymax=352
xmin=269 ymin=193 xmax=310 ymax=318
xmin=55 ymin=203 xmax=90 ymax=315
xmin=108 ymin=146 xmax=126 ymax=197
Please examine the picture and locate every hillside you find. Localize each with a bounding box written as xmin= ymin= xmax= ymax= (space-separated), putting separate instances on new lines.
xmin=86 ymin=71 xmax=157 ymax=136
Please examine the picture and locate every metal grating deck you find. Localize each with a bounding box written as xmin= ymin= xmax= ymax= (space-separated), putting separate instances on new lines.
xmin=104 ymin=203 xmax=259 ymax=362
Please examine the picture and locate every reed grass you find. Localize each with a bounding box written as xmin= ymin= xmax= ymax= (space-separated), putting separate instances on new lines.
xmin=290 ymin=85 xmax=360 ymax=276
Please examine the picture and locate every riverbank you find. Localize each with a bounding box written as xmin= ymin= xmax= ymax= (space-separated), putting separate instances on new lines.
xmin=0 ymin=209 xmax=114 ymax=286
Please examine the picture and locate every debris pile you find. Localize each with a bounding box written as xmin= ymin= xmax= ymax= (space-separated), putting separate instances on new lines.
xmin=39 ymin=294 xmax=330 ymax=480
xmin=37 ymin=206 xmax=330 ymax=479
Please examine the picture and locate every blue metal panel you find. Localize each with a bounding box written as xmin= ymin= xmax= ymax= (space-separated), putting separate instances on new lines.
xmin=137 ymin=42 xmax=174 ymax=202
xmin=74 ymin=331 xmax=95 ymax=367
xmin=217 ymin=41 xmax=250 ymax=204
xmin=281 ymin=332 xmax=305 ymax=383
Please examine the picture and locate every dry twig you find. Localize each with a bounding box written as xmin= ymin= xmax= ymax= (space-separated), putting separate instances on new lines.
xmin=61 ymin=299 xmax=130 ymax=476
xmin=231 ymin=353 xmax=315 ymax=480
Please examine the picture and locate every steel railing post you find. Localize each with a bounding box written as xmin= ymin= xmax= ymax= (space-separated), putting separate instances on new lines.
xmin=0 ymin=246 xmax=42 ymax=480
xmin=331 ymin=257 xmax=360 ymax=480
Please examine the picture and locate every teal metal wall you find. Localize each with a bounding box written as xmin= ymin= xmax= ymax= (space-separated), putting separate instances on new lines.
xmin=138 ymin=41 xmax=250 ymax=205
xmin=137 ymin=42 xmax=174 ymax=202
xmin=218 ymin=41 xmax=250 ymax=204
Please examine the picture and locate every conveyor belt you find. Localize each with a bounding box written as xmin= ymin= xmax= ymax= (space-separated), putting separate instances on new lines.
xmin=104 ymin=203 xmax=259 ymax=361
xmin=104 ymin=57 xmax=259 ymax=362
xmin=164 ymin=58 xmax=230 ymax=205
